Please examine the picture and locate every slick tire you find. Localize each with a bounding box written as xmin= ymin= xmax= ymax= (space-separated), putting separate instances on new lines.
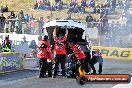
xmin=76 ymin=76 xmax=87 ymax=85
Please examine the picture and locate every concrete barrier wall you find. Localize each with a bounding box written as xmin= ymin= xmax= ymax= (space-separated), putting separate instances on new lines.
xmin=0 ymin=52 xmax=25 ymax=74
xmin=25 ymin=58 xmax=38 ymax=68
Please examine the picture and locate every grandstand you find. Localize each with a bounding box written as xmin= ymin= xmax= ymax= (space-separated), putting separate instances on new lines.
xmin=0 ymin=0 xmax=112 ymax=21
xmin=0 ymin=0 xmax=132 ymax=47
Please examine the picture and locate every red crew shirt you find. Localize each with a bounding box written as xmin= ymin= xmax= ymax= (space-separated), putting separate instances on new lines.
xmin=53 ymin=36 xmax=67 ymax=55
xmin=70 ymin=44 xmax=86 ymax=60
xmin=37 ymin=40 xmax=52 ymax=59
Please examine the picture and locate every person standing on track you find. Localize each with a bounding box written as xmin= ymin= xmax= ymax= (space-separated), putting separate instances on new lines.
xmin=90 ymin=49 xmax=103 ymax=74
xmin=37 ymin=35 xmax=53 ymax=78
xmin=52 ymin=25 xmax=68 ymax=78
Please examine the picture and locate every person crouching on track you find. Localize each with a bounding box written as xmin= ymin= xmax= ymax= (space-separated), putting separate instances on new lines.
xmin=90 ymin=49 xmax=103 ymax=74
xmin=37 ymin=35 xmax=53 ymax=78
xmin=52 ymin=25 xmax=68 ymax=78
xmin=68 ymin=40 xmax=86 ymax=75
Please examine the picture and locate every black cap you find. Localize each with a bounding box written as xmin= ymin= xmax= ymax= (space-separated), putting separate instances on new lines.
xmin=44 ymin=35 xmax=48 ymax=40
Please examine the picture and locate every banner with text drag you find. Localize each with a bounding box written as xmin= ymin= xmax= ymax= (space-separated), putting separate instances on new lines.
xmin=92 ymin=46 xmax=132 ymax=60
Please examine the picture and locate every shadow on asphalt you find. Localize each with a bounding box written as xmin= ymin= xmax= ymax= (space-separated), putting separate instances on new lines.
xmin=0 ymin=69 xmax=39 ymax=81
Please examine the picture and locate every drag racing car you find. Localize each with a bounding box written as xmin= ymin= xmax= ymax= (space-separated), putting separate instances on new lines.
xmin=43 ymin=20 xmax=91 ymax=78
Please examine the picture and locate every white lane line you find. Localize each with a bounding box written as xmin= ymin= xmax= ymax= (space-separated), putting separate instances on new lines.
xmin=112 ymin=77 xmax=132 ymax=88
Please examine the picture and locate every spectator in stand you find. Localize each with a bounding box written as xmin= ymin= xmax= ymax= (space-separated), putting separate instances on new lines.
xmin=43 ymin=1 xmax=51 ymax=10
xmin=37 ymin=0 xmax=44 ymax=10
xmin=0 ymin=14 xmax=6 ymax=33
xmin=37 ymin=17 xmax=44 ymax=35
xmin=68 ymin=0 xmax=80 ymax=13
xmin=111 ymin=0 xmax=116 ymax=11
xmin=71 ymin=0 xmax=77 ymax=3
xmin=95 ymin=5 xmax=101 ymax=14
xmin=52 ymin=1 xmax=63 ymax=11
xmin=123 ymin=0 xmax=130 ymax=10
xmin=86 ymin=14 xmax=94 ymax=27
xmin=66 ymin=12 xmax=72 ymax=20
xmin=0 ymin=6 xmax=4 ymax=13
xmin=55 ymin=0 xmax=61 ymax=3
xmin=73 ymin=4 xmax=79 ymax=13
xmin=81 ymin=0 xmax=87 ymax=7
xmin=89 ymin=0 xmax=95 ymax=8
xmin=78 ymin=5 xmax=86 ymax=14
xmin=30 ymin=14 xmax=35 ymax=20
xmin=3 ymin=5 xmax=8 ymax=12
xmin=44 ymin=16 xmax=50 ymax=23
xmin=15 ymin=15 xmax=22 ymax=34
xmin=29 ymin=17 xmax=36 ymax=34
xmin=18 ymin=10 xmax=25 ymax=22
xmin=24 ymin=14 xmax=30 ymax=22
xmin=67 ymin=2 xmax=76 ymax=13
xmin=104 ymin=1 xmax=111 ymax=8
xmin=93 ymin=6 xmax=97 ymax=13
xmin=4 ymin=19 xmax=9 ymax=33
xmin=0 ymin=5 xmax=8 ymax=13
xmin=118 ymin=0 xmax=124 ymax=7
xmin=103 ymin=2 xmax=111 ymax=14
xmin=7 ymin=11 xmax=16 ymax=32
xmin=33 ymin=0 xmax=51 ymax=10
xmin=32 ymin=1 xmax=38 ymax=9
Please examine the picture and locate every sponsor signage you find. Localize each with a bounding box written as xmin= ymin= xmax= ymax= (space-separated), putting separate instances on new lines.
xmin=0 ymin=53 xmax=25 ymax=73
xmin=92 ymin=46 xmax=132 ymax=60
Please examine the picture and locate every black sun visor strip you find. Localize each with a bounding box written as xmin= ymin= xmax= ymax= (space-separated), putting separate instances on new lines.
xmin=56 ymin=21 xmax=69 ymax=22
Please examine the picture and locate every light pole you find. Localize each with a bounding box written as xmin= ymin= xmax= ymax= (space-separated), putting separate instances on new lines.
xmin=50 ymin=0 xmax=53 ymax=20
xmin=98 ymin=7 xmax=102 ymax=46
xmin=98 ymin=6 xmax=105 ymax=46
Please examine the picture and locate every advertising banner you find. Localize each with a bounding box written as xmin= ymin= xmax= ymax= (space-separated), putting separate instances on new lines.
xmin=92 ymin=46 xmax=132 ymax=60
xmin=0 ymin=53 xmax=25 ymax=73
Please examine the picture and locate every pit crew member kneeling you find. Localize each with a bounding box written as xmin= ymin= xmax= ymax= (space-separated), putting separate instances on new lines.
xmin=68 ymin=40 xmax=86 ymax=75
xmin=90 ymin=49 xmax=103 ymax=74
xmin=37 ymin=35 xmax=53 ymax=78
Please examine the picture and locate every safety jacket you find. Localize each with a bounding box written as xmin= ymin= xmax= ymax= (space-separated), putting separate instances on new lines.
xmin=3 ymin=43 xmax=11 ymax=52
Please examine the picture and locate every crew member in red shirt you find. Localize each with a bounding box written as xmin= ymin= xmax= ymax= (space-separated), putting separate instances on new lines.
xmin=53 ymin=25 xmax=68 ymax=78
xmin=69 ymin=41 xmax=86 ymax=60
xmin=37 ymin=35 xmax=53 ymax=78
xmin=68 ymin=40 xmax=86 ymax=74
